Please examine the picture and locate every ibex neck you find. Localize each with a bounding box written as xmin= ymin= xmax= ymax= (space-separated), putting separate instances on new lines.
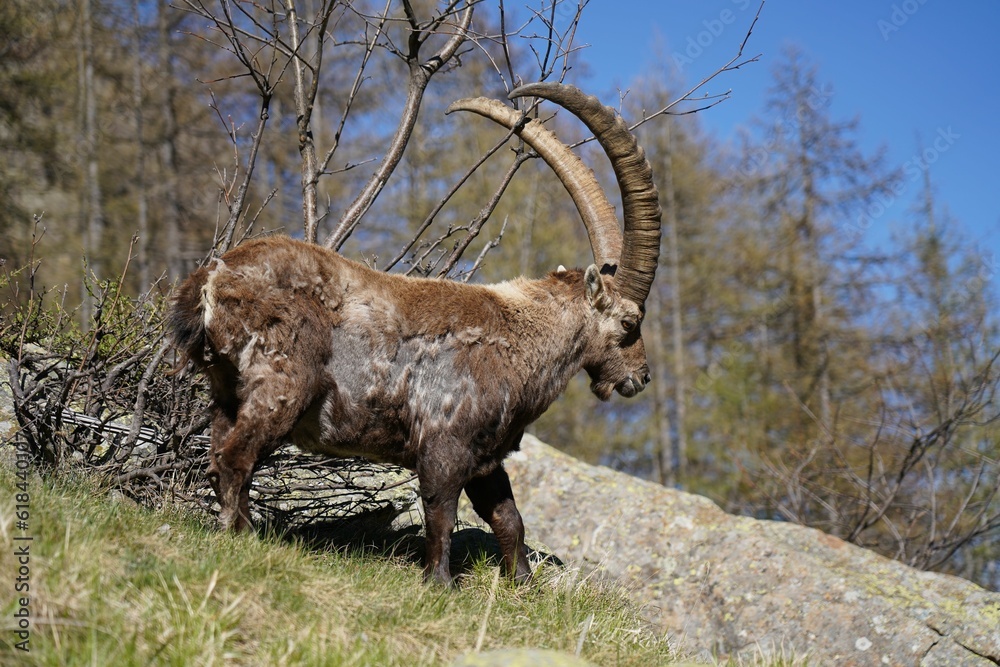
xmin=484 ymin=271 xmax=592 ymax=411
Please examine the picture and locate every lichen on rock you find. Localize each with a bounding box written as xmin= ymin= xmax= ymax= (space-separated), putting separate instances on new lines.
xmin=506 ymin=435 xmax=1000 ymax=666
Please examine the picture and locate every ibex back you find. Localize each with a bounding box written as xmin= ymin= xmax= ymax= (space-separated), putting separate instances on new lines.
xmin=169 ymin=83 xmax=661 ymax=586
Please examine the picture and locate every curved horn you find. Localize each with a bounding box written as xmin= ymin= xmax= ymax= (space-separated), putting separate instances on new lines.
xmin=446 ymin=97 xmax=622 ymax=272
xmin=510 ymin=83 xmax=662 ymax=307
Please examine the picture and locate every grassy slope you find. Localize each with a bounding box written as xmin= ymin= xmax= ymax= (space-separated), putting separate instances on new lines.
xmin=0 ymin=468 xmax=680 ymax=666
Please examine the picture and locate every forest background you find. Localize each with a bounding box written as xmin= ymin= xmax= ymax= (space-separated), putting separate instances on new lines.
xmin=1 ymin=0 xmax=998 ymax=592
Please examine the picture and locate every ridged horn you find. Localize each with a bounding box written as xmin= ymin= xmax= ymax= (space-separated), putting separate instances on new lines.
xmin=445 ymin=97 xmax=623 ymax=273
xmin=510 ymin=82 xmax=662 ymax=307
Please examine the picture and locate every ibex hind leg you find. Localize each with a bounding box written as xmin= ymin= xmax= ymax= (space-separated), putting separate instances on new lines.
xmin=465 ymin=466 xmax=532 ymax=583
xmin=207 ymin=374 xmax=318 ymax=532
xmin=206 ymin=410 xmax=242 ymax=530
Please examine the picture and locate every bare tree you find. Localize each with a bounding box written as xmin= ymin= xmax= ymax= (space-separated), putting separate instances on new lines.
xmin=78 ymin=0 xmax=104 ymax=323
xmin=2 ymin=0 xmax=772 ymax=556
xmin=157 ymin=1 xmax=184 ymax=281
xmin=175 ymin=0 xmax=759 ymax=270
xmin=328 ymin=0 xmax=474 ymax=248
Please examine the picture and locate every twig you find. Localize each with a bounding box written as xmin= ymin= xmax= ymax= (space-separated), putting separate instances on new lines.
xmin=327 ymin=1 xmax=474 ymax=250
xmin=385 ymin=126 xmax=520 ymax=272
xmin=436 ymin=151 xmax=530 ymax=277
xmin=462 ymin=217 xmax=510 ymax=283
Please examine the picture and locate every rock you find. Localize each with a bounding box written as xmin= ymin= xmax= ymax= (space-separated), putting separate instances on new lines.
xmin=252 ymin=457 xmax=420 ymax=530
xmin=0 ymin=357 xmax=16 ymax=442
xmin=506 ymin=435 xmax=1000 ymax=666
xmin=451 ymin=648 xmax=595 ymax=667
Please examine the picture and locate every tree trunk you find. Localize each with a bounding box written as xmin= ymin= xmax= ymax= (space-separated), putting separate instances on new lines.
xmin=303 ymin=0 xmax=327 ymax=227
xmin=132 ymin=0 xmax=149 ymax=289
xmin=653 ymin=123 xmax=685 ymax=486
xmin=666 ymin=125 xmax=688 ymax=484
xmin=649 ymin=287 xmax=673 ymax=486
xmin=158 ymin=1 xmax=182 ymax=280
xmin=285 ymin=0 xmax=320 ymax=243
xmin=80 ymin=0 xmax=104 ymax=324
xmin=797 ymin=106 xmax=830 ymax=427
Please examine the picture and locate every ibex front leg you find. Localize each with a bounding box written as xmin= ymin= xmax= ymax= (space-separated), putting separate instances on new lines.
xmin=465 ymin=465 xmax=531 ymax=583
xmin=416 ymin=445 xmax=473 ymax=586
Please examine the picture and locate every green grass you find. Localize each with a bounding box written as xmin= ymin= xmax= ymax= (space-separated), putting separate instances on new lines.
xmin=0 ymin=466 xmax=682 ymax=666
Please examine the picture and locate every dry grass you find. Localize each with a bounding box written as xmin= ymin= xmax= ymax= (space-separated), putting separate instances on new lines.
xmin=0 ymin=466 xmax=682 ymax=666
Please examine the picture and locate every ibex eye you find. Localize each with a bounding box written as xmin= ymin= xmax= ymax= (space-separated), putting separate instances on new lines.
xmin=621 ymin=319 xmax=635 ymax=332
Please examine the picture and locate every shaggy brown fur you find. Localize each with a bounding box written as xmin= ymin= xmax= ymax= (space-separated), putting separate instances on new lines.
xmin=169 ymin=235 xmax=649 ymax=585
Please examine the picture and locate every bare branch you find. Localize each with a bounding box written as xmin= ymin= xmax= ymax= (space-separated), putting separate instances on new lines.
xmin=462 ymin=216 xmax=510 ymax=283
xmin=217 ymin=95 xmax=272 ymax=254
xmin=317 ymin=0 xmax=392 ymax=181
xmin=285 ymin=0 xmax=340 ymax=243
xmin=436 ymin=151 xmax=531 ymax=277
xmin=326 ymin=1 xmax=474 ymax=250
xmin=628 ymin=0 xmax=764 ymax=130
xmin=385 ymin=125 xmax=521 ymax=272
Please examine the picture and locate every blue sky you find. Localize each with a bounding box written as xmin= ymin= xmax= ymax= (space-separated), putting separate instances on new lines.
xmin=565 ymin=0 xmax=1000 ymax=272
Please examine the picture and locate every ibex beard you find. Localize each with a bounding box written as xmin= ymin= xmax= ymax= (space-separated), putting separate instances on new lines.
xmin=168 ymin=83 xmax=661 ymax=587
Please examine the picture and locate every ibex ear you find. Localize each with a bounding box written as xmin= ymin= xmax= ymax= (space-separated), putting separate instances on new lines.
xmin=585 ymin=264 xmax=612 ymax=312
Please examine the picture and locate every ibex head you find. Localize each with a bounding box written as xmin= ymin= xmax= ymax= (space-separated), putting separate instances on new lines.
xmin=449 ymin=83 xmax=662 ymax=401
xmin=580 ymin=263 xmax=650 ymax=399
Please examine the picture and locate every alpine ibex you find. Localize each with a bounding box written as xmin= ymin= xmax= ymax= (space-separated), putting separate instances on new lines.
xmin=169 ymin=83 xmax=661 ymax=586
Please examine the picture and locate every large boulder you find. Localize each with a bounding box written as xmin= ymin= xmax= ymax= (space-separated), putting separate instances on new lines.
xmin=0 ymin=358 xmax=15 ymax=442
xmin=505 ymin=435 xmax=1000 ymax=666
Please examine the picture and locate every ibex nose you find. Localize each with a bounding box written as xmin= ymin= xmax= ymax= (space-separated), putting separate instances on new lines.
xmin=614 ymin=367 xmax=651 ymax=397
